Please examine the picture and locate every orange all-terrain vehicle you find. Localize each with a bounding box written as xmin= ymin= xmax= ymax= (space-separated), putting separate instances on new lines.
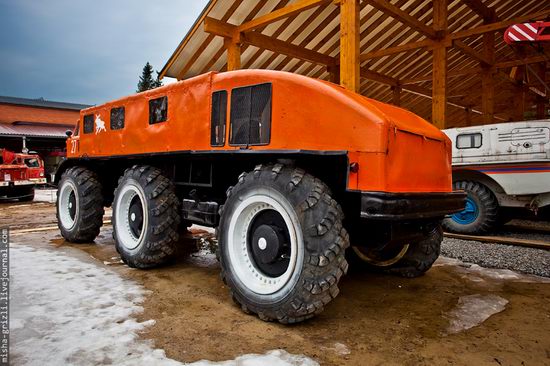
xmin=56 ymin=70 xmax=465 ymax=323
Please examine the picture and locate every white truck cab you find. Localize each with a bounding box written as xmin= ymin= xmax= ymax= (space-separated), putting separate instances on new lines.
xmin=443 ymin=120 xmax=550 ymax=234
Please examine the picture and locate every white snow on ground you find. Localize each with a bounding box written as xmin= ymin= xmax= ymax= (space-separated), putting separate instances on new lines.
xmin=33 ymin=189 xmax=57 ymax=203
xmin=445 ymin=294 xmax=509 ymax=334
xmin=434 ymin=257 xmax=550 ymax=283
xmin=10 ymin=244 xmax=318 ymax=366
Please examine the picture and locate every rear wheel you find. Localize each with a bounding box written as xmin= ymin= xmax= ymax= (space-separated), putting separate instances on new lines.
xmin=351 ymin=225 xmax=442 ymax=278
xmin=112 ymin=165 xmax=180 ymax=269
xmin=218 ymin=164 xmax=349 ymax=324
xmin=57 ymin=167 xmax=104 ymax=243
xmin=18 ymin=187 xmax=35 ymax=202
xmin=443 ymin=181 xmax=499 ymax=234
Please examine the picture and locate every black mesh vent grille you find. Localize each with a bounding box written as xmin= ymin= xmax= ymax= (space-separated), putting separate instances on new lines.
xmin=110 ymin=107 xmax=125 ymax=130
xmin=210 ymin=91 xmax=227 ymax=146
xmin=149 ymin=96 xmax=168 ymax=124
xmin=83 ymin=114 xmax=94 ymax=134
xmin=230 ymin=83 xmax=272 ymax=145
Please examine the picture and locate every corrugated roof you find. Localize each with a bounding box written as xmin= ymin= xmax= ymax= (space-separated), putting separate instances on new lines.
xmin=0 ymin=96 xmax=92 ymax=111
xmin=0 ymin=123 xmax=70 ymax=139
xmin=160 ymin=0 xmax=550 ymax=128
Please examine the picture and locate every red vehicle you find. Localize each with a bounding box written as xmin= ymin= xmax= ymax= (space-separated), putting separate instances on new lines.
xmin=504 ymin=21 xmax=550 ymax=45
xmin=0 ymin=149 xmax=46 ymax=201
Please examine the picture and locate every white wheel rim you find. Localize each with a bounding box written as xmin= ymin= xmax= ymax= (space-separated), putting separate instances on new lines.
xmin=114 ymin=182 xmax=148 ymax=250
xmin=227 ymin=193 xmax=301 ymax=295
xmin=58 ymin=180 xmax=78 ymax=230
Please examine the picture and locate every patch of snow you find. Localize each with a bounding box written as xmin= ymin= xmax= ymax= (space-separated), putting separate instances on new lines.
xmin=321 ymin=342 xmax=351 ymax=356
xmin=445 ymin=294 xmax=508 ymax=334
xmin=33 ymin=189 xmax=57 ymax=203
xmin=434 ymin=257 xmax=550 ymax=283
xmin=10 ymin=244 xmax=318 ymax=366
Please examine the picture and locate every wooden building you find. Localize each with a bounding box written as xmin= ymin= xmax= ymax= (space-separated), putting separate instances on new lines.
xmin=160 ymin=0 xmax=550 ymax=129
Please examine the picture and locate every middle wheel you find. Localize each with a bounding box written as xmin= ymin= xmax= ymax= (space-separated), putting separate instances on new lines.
xmin=218 ymin=164 xmax=349 ymax=324
xmin=112 ymin=165 xmax=180 ymax=269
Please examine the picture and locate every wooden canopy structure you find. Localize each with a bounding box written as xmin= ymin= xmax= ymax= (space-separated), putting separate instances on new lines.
xmin=160 ymin=0 xmax=550 ymax=129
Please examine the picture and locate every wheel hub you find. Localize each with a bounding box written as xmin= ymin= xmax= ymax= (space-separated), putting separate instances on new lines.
xmin=451 ymin=196 xmax=478 ymax=225
xmin=128 ymin=195 xmax=143 ymax=239
xmin=68 ymin=191 xmax=76 ymax=220
xmin=247 ymin=210 xmax=291 ymax=277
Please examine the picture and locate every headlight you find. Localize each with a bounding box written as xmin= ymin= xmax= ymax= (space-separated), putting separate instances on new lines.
xmin=40 ymin=172 xmax=44 ymax=177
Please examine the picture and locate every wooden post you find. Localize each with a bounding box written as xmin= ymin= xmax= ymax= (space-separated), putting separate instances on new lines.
xmin=327 ymin=65 xmax=340 ymax=84
xmin=224 ymin=38 xmax=241 ymax=71
xmin=513 ymin=66 xmax=525 ymax=121
xmin=465 ymin=107 xmax=472 ymax=126
xmin=432 ymin=0 xmax=447 ymax=129
xmin=536 ymin=62 xmax=547 ymax=119
xmin=481 ymin=23 xmax=495 ymax=123
xmin=339 ymin=0 xmax=360 ymax=92
xmin=392 ymin=86 xmax=401 ymax=106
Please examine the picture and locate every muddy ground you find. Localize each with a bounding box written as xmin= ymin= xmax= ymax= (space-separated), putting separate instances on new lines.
xmin=5 ymin=200 xmax=550 ymax=366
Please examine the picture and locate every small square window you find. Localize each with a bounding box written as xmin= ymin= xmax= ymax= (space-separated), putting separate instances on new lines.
xmin=83 ymin=114 xmax=94 ymax=134
xmin=211 ymin=91 xmax=227 ymax=146
xmin=149 ymin=96 xmax=168 ymax=124
xmin=456 ymin=133 xmax=482 ymax=149
xmin=110 ymin=107 xmax=125 ymax=130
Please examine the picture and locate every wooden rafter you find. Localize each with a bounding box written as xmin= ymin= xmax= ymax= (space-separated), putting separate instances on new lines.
xmin=204 ymin=17 xmax=335 ymax=66
xmin=461 ymin=0 xmax=496 ymax=21
xmin=364 ymin=0 xmax=437 ymax=39
xmin=454 ymin=40 xmax=492 ymax=66
xmin=360 ymin=39 xmax=434 ymax=61
xmin=236 ymin=0 xmax=332 ymax=33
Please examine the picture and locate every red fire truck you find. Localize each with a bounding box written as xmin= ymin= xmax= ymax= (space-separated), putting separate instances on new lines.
xmin=0 ymin=149 xmax=46 ymax=201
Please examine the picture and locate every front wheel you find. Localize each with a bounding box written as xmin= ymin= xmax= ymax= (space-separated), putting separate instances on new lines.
xmin=56 ymin=166 xmax=104 ymax=243
xmin=218 ymin=164 xmax=349 ymax=324
xmin=112 ymin=166 xmax=180 ymax=269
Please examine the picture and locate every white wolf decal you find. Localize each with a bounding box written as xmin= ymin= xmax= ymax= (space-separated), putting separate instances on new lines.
xmin=95 ymin=114 xmax=106 ymax=134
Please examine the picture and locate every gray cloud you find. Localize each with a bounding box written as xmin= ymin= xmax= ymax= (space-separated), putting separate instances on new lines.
xmin=0 ymin=0 xmax=208 ymax=105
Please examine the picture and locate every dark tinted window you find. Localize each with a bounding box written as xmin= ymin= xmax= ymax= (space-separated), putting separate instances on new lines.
xmin=230 ymin=83 xmax=272 ymax=145
xmin=110 ymin=107 xmax=125 ymax=130
xmin=149 ymin=96 xmax=168 ymax=124
xmin=83 ymin=114 xmax=94 ymax=134
xmin=210 ymin=91 xmax=227 ymax=146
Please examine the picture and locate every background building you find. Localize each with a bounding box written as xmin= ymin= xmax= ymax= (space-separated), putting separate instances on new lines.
xmin=0 ymin=96 xmax=91 ymax=180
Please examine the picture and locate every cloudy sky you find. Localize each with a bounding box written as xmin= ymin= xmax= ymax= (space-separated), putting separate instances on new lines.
xmin=0 ymin=0 xmax=209 ymax=105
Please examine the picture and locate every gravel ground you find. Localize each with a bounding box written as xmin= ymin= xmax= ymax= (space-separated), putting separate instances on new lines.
xmin=441 ymin=238 xmax=550 ymax=278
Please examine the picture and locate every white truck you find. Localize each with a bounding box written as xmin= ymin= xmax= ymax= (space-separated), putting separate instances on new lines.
xmin=443 ymin=120 xmax=550 ymax=234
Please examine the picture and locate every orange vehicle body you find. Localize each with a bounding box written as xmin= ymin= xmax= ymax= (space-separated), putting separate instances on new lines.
xmin=66 ymin=70 xmax=452 ymax=194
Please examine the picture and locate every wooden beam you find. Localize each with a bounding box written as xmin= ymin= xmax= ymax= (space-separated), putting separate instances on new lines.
xmin=392 ymin=86 xmax=401 ymax=106
xmin=360 ymin=39 xmax=434 ymax=61
xmin=495 ymin=55 xmax=548 ymax=69
xmin=432 ymin=0 xmax=447 ymax=129
xmin=243 ymin=31 xmax=335 ymax=66
xmin=364 ymin=0 xmax=437 ymax=39
xmin=401 ymin=55 xmax=549 ymax=84
xmin=340 ymin=0 xmax=360 ymax=92
xmin=360 ymin=69 xmax=399 ymax=86
xmin=481 ymin=22 xmax=495 ymax=123
xmin=204 ymin=17 xmax=335 ymax=66
xmin=449 ymin=9 xmax=550 ymax=40
xmin=236 ymin=0 xmax=331 ymax=33
xmin=327 ymin=65 xmax=340 ymax=84
xmin=460 ymin=0 xmax=496 ymax=21
xmin=453 ymin=40 xmax=492 ymax=66
xmin=536 ymin=63 xmax=547 ymax=119
xmin=224 ymin=39 xmax=241 ymax=71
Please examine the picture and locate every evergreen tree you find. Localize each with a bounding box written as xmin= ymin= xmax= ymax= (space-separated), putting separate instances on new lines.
xmin=137 ymin=62 xmax=163 ymax=92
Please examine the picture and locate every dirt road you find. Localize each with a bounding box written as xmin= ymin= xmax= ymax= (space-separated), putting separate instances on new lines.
xmin=6 ymin=201 xmax=550 ymax=366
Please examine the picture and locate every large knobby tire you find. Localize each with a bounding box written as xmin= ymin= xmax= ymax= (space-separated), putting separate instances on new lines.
xmin=443 ymin=180 xmax=499 ymax=234
xmin=218 ymin=164 xmax=350 ymax=324
xmin=57 ymin=166 xmax=104 ymax=243
xmin=112 ymin=165 xmax=180 ymax=269
xmin=351 ymin=225 xmax=443 ymax=278
xmin=18 ymin=187 xmax=35 ymax=202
